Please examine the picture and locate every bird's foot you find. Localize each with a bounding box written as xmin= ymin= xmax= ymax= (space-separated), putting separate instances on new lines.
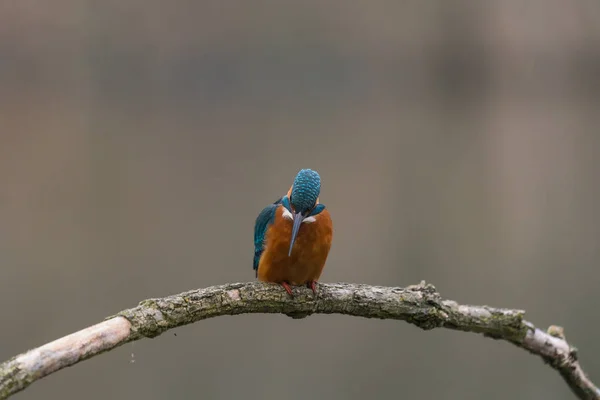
xmin=281 ymin=282 xmax=294 ymax=297
xmin=307 ymin=280 xmax=318 ymax=295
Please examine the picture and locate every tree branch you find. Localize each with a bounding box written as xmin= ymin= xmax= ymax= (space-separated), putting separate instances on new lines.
xmin=1 ymin=281 xmax=598 ymax=399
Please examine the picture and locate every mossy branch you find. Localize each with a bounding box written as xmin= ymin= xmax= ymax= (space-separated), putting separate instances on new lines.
xmin=1 ymin=281 xmax=598 ymax=399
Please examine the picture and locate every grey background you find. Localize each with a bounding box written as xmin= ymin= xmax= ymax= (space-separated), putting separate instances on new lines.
xmin=1 ymin=1 xmax=599 ymax=399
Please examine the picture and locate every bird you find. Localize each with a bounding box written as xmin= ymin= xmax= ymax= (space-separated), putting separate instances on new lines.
xmin=253 ymin=169 xmax=333 ymax=297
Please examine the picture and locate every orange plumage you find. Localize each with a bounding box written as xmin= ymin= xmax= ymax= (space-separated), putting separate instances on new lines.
xmin=257 ymin=205 xmax=333 ymax=285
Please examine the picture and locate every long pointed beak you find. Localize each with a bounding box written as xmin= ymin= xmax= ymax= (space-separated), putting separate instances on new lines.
xmin=288 ymin=211 xmax=304 ymax=256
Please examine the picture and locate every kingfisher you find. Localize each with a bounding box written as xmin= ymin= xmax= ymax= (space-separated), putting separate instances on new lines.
xmin=253 ymin=169 xmax=333 ymax=297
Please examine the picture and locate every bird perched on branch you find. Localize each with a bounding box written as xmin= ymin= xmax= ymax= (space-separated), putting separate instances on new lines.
xmin=253 ymin=169 xmax=333 ymax=297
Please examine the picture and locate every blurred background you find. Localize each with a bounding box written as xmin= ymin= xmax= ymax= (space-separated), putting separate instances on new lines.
xmin=1 ymin=1 xmax=599 ymax=399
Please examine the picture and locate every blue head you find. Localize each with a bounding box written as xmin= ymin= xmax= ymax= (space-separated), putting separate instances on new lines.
xmin=288 ymin=169 xmax=321 ymax=256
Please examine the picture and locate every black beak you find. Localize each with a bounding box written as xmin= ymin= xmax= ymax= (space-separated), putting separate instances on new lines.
xmin=288 ymin=210 xmax=304 ymax=256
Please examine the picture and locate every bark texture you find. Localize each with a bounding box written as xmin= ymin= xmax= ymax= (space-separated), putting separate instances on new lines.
xmin=1 ymin=281 xmax=598 ymax=399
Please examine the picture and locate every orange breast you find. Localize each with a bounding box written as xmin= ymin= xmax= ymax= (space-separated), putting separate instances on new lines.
xmin=257 ymin=206 xmax=333 ymax=285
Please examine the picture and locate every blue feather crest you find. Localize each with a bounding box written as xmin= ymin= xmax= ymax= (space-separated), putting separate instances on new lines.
xmin=291 ymin=169 xmax=321 ymax=213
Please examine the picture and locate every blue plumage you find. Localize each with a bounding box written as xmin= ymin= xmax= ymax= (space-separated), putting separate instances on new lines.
xmin=291 ymin=169 xmax=321 ymax=213
xmin=253 ymin=198 xmax=281 ymax=276
xmin=309 ymin=203 xmax=326 ymax=216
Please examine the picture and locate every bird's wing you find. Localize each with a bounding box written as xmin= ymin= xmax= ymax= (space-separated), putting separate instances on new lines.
xmin=253 ymin=198 xmax=283 ymax=276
